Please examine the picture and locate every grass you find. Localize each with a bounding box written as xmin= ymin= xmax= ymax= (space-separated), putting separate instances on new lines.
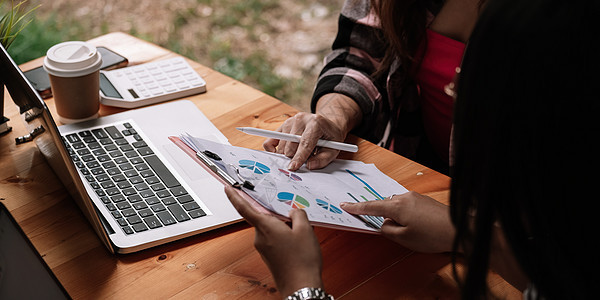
xmin=2 ymin=0 xmax=339 ymax=110
xmin=197 ymin=0 xmax=278 ymax=28
xmin=163 ymin=0 xmax=297 ymax=102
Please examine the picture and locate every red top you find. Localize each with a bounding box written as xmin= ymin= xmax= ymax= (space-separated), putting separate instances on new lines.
xmin=414 ymin=29 xmax=465 ymax=163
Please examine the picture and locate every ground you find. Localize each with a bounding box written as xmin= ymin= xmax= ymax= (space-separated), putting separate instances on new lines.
xmin=20 ymin=0 xmax=345 ymax=111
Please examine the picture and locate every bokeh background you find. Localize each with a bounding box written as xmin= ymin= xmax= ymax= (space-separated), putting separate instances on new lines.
xmin=2 ymin=0 xmax=345 ymax=111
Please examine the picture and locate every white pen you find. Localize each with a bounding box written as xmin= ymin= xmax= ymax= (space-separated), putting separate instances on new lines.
xmin=236 ymin=127 xmax=358 ymax=153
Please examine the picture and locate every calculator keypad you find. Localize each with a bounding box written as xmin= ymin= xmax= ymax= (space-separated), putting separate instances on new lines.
xmin=100 ymin=57 xmax=207 ymax=108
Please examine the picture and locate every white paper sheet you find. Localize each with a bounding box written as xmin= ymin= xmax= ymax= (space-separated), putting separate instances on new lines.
xmin=179 ymin=134 xmax=409 ymax=232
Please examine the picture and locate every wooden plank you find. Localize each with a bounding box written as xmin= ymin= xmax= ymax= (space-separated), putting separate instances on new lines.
xmin=172 ymin=250 xmax=279 ymax=299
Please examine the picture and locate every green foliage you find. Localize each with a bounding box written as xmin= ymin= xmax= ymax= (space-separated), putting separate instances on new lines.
xmin=195 ymin=0 xmax=279 ymax=29
xmin=0 ymin=0 xmax=39 ymax=49
xmin=6 ymin=13 xmax=82 ymax=64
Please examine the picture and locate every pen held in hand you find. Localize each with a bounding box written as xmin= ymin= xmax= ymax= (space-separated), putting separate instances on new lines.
xmin=236 ymin=127 xmax=358 ymax=153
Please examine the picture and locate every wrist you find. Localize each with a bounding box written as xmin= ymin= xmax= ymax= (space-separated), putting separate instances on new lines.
xmin=315 ymin=93 xmax=362 ymax=134
xmin=279 ymin=276 xmax=323 ymax=298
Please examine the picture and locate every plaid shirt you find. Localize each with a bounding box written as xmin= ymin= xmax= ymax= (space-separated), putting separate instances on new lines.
xmin=311 ymin=0 xmax=425 ymax=160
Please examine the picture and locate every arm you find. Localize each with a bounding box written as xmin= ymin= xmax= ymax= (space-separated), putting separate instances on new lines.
xmin=488 ymin=224 xmax=529 ymax=291
xmin=264 ymin=0 xmax=389 ymax=171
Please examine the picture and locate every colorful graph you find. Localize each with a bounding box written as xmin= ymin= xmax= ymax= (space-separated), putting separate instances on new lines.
xmin=239 ymin=159 xmax=270 ymax=174
xmin=278 ymin=168 xmax=302 ymax=181
xmin=345 ymin=169 xmax=385 ymax=201
xmin=277 ymin=192 xmax=310 ymax=209
xmin=316 ymin=199 xmax=343 ymax=214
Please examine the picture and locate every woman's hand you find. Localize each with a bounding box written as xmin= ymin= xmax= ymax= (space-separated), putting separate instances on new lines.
xmin=341 ymin=191 xmax=455 ymax=253
xmin=263 ymin=93 xmax=362 ymax=171
xmin=224 ymin=186 xmax=323 ymax=297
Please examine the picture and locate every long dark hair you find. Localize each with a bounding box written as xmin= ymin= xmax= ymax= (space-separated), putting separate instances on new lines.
xmin=370 ymin=0 xmax=443 ymax=76
xmin=451 ymin=0 xmax=599 ymax=298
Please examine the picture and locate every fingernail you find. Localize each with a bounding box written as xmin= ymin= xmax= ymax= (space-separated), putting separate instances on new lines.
xmin=288 ymin=161 xmax=299 ymax=170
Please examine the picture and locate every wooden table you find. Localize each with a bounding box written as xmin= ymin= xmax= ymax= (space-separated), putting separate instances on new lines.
xmin=1 ymin=32 xmax=521 ymax=299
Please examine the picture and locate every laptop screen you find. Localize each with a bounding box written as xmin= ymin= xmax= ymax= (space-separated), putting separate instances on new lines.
xmin=0 ymin=44 xmax=116 ymax=253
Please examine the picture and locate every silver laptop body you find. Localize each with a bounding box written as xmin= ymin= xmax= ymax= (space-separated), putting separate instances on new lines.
xmin=1 ymin=44 xmax=241 ymax=254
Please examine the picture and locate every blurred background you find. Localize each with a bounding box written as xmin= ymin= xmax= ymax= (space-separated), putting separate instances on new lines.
xmin=1 ymin=0 xmax=345 ymax=111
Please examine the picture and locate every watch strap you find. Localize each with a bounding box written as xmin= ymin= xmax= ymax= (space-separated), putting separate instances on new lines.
xmin=285 ymin=287 xmax=334 ymax=300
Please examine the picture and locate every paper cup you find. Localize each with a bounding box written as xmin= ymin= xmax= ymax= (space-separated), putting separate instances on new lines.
xmin=44 ymin=41 xmax=102 ymax=124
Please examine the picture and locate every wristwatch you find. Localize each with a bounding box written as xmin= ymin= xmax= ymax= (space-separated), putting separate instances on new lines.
xmin=285 ymin=287 xmax=334 ymax=300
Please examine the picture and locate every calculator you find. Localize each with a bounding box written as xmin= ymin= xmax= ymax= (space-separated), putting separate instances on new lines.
xmin=99 ymin=57 xmax=207 ymax=108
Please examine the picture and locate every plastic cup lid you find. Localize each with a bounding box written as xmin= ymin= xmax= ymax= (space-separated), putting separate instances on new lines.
xmin=43 ymin=41 xmax=102 ymax=77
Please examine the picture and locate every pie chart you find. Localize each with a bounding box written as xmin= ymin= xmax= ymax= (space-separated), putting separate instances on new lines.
xmin=277 ymin=192 xmax=310 ymax=209
xmin=239 ymin=159 xmax=270 ymax=174
xmin=316 ymin=199 xmax=343 ymax=214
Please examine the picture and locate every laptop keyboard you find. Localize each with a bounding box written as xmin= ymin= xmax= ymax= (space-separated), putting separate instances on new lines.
xmin=63 ymin=121 xmax=206 ymax=235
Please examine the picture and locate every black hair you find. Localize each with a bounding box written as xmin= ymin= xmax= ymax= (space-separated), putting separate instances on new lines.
xmin=450 ymin=0 xmax=600 ymax=298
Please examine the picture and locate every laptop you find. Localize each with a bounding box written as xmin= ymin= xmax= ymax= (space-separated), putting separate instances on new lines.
xmin=1 ymin=44 xmax=242 ymax=254
xmin=0 ymin=202 xmax=71 ymax=299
